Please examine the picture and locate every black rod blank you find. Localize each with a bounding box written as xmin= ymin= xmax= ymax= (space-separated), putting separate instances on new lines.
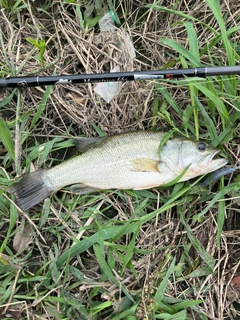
xmin=1 ymin=66 xmax=240 ymax=88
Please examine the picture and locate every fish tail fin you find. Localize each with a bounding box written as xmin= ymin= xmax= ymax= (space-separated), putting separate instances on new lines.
xmin=10 ymin=169 xmax=53 ymax=211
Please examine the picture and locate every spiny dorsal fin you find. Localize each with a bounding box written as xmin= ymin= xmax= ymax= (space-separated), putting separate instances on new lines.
xmin=75 ymin=137 xmax=103 ymax=153
xmin=131 ymin=158 xmax=160 ymax=172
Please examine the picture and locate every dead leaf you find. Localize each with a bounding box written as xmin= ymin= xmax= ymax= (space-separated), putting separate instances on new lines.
xmin=66 ymin=93 xmax=85 ymax=106
xmin=13 ymin=224 xmax=33 ymax=253
xmin=0 ymin=148 xmax=7 ymax=155
xmin=230 ymin=276 xmax=240 ymax=297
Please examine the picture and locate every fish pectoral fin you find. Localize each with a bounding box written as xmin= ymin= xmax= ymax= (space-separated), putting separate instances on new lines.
xmin=75 ymin=137 xmax=103 ymax=152
xmin=131 ymin=158 xmax=160 ymax=173
xmin=70 ymin=184 xmax=99 ymax=195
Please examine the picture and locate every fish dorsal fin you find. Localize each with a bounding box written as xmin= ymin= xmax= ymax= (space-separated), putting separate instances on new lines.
xmin=131 ymin=158 xmax=160 ymax=172
xmin=75 ymin=137 xmax=103 ymax=152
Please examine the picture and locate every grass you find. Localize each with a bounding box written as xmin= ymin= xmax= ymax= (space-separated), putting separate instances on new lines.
xmin=0 ymin=0 xmax=240 ymax=319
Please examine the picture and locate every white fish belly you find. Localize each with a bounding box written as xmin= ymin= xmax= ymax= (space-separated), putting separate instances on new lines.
xmin=86 ymin=170 xmax=169 ymax=190
xmin=47 ymin=156 xmax=171 ymax=191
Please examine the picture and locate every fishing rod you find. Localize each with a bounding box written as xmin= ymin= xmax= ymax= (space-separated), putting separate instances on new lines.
xmin=0 ymin=65 xmax=240 ymax=88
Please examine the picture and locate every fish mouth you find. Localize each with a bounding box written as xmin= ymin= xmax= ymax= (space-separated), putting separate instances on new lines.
xmin=199 ymin=150 xmax=228 ymax=168
xmin=210 ymin=150 xmax=221 ymax=162
xmin=204 ymin=150 xmax=228 ymax=168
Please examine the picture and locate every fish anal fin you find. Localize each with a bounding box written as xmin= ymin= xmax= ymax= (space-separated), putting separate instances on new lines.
xmin=133 ymin=184 xmax=160 ymax=190
xmin=70 ymin=184 xmax=99 ymax=195
xmin=131 ymin=158 xmax=160 ymax=173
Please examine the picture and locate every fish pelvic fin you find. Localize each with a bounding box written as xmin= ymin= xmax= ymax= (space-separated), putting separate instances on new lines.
xmin=131 ymin=158 xmax=160 ymax=173
xmin=10 ymin=169 xmax=53 ymax=211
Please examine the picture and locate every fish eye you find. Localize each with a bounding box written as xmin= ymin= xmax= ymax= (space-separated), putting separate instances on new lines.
xmin=197 ymin=142 xmax=207 ymax=151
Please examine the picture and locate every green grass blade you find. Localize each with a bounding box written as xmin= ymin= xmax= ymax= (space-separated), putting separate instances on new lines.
xmin=192 ymin=94 xmax=218 ymax=141
xmin=111 ymin=198 xmax=149 ymax=241
xmin=145 ymin=4 xmax=198 ymax=22
xmin=206 ymin=0 xmax=235 ymax=66
xmin=155 ymin=85 xmax=183 ymax=117
xmin=91 ymin=301 xmax=113 ymax=315
xmin=0 ymin=204 xmax=17 ymax=253
xmin=0 ymin=89 xmax=17 ymax=108
xmin=160 ymin=38 xmax=200 ymax=66
xmin=217 ymin=183 xmax=227 ymax=247
xmin=27 ymin=85 xmax=52 ymax=136
xmin=158 ymin=129 xmax=176 ymax=156
xmin=154 ymin=257 xmax=176 ymax=304
xmin=0 ymin=118 xmax=15 ymax=161
xmin=182 ymin=104 xmax=194 ymax=133
xmin=211 ymin=125 xmax=233 ymax=147
xmin=173 ymin=300 xmax=203 ymax=310
xmin=163 ymin=164 xmax=191 ymax=187
xmin=180 ymin=55 xmax=199 ymax=139
xmin=155 ymin=309 xmax=186 ymax=320
xmin=180 ymin=210 xmax=216 ymax=270
xmin=193 ymin=182 xmax=239 ymax=221
xmin=119 ymin=222 xmax=140 ymax=276
xmin=93 ymin=242 xmax=134 ymax=302
xmin=89 ymin=121 xmax=106 ymax=137
xmin=184 ymin=22 xmax=200 ymax=61
xmin=192 ymin=82 xmax=231 ymax=128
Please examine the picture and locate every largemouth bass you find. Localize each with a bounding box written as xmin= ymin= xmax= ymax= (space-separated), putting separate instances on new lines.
xmin=10 ymin=131 xmax=228 ymax=211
